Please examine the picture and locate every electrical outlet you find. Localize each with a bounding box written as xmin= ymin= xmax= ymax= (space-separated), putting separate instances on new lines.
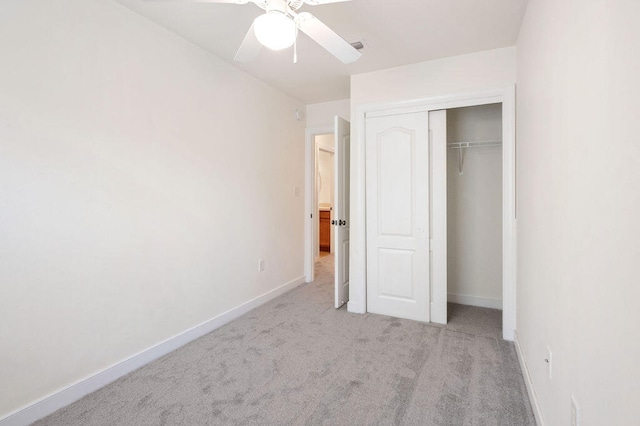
xmin=545 ymin=346 xmax=552 ymax=379
xmin=571 ymin=395 xmax=580 ymax=426
xmin=258 ymin=259 xmax=265 ymax=272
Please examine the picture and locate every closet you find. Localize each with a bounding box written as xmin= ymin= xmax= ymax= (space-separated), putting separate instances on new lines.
xmin=362 ymin=88 xmax=515 ymax=337
xmin=446 ymin=104 xmax=503 ymax=310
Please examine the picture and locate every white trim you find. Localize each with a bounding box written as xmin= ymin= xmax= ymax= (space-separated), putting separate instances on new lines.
xmin=514 ymin=331 xmax=545 ymax=426
xmin=318 ymin=146 xmax=335 ymax=154
xmin=501 ymin=87 xmax=517 ymax=341
xmin=0 ymin=276 xmax=306 ymax=426
xmin=362 ymin=86 xmax=509 ymax=118
xmin=305 ymin=126 xmax=333 ymax=283
xmin=351 ymin=85 xmax=517 ymax=341
xmin=447 ymin=293 xmax=502 ymax=310
xmin=429 ymin=110 xmax=448 ymax=324
xmin=346 ymin=300 xmax=365 ymax=314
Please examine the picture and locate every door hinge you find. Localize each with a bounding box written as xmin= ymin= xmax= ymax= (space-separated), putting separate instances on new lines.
xmin=429 ymin=239 xmax=433 ymax=252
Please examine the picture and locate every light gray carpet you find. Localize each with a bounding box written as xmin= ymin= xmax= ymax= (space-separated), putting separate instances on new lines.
xmin=34 ymin=255 xmax=534 ymax=425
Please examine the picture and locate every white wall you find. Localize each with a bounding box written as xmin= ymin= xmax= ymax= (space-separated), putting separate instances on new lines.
xmin=516 ymin=0 xmax=640 ymax=424
xmin=313 ymin=134 xmax=334 ymax=258
xmin=317 ymin=151 xmax=333 ymax=206
xmin=0 ymin=0 xmax=305 ymax=419
xmin=316 ymin=133 xmax=335 ymax=208
xmin=306 ymin=99 xmax=350 ymax=129
xmin=315 ymin=134 xmax=335 ymax=150
xmin=351 ymin=47 xmax=516 ymax=107
xmin=447 ymin=105 xmax=502 ymax=308
xmin=349 ymin=47 xmax=516 ymax=313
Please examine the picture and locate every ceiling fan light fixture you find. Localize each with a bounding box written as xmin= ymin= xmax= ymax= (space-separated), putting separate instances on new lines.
xmin=253 ymin=11 xmax=296 ymax=51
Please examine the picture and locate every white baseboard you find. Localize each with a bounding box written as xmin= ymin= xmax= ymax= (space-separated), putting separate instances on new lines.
xmin=514 ymin=331 xmax=545 ymax=426
xmin=0 ymin=276 xmax=305 ymax=426
xmin=447 ymin=292 xmax=502 ymax=310
xmin=347 ymin=300 xmax=365 ymax=314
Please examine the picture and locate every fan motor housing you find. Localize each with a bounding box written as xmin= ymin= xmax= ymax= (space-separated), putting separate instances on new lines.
xmin=257 ymin=0 xmax=304 ymax=12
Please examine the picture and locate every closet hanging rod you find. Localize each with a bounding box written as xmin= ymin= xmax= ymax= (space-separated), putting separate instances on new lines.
xmin=447 ymin=139 xmax=502 ymax=149
xmin=448 ymin=139 xmax=502 ymax=175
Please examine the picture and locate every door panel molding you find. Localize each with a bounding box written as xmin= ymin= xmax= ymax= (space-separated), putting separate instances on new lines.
xmin=365 ymin=111 xmax=430 ymax=323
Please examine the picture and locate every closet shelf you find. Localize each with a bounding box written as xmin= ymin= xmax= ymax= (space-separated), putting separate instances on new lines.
xmin=447 ymin=139 xmax=502 ymax=149
xmin=447 ymin=140 xmax=502 ymax=175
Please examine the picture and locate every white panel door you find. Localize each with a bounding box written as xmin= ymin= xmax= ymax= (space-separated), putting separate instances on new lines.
xmin=366 ymin=112 xmax=430 ymax=322
xmin=334 ymin=116 xmax=350 ymax=308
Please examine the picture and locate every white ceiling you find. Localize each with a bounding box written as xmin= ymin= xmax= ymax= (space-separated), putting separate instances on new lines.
xmin=115 ymin=0 xmax=529 ymax=104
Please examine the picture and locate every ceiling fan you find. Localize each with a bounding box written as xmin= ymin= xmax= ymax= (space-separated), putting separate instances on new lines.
xmin=147 ymin=0 xmax=361 ymax=64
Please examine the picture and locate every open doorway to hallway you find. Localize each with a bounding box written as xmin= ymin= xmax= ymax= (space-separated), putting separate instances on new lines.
xmin=316 ymin=135 xmax=334 ymax=258
xmin=314 ymin=133 xmax=335 ymax=295
xmin=305 ymin=117 xmax=351 ymax=310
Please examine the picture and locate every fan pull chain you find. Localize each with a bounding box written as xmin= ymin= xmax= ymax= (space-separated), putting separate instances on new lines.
xmin=293 ymin=27 xmax=298 ymax=64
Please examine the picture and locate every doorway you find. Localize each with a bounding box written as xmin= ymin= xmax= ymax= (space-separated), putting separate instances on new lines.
xmin=446 ymin=104 xmax=503 ymax=311
xmin=315 ymin=134 xmax=336 ymax=296
xmin=305 ymin=117 xmax=351 ymax=309
xmin=316 ymin=135 xmax=335 ymax=260
xmin=314 ymin=134 xmax=337 ymax=307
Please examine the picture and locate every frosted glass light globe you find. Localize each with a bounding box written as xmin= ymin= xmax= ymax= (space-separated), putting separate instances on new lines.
xmin=253 ymin=12 xmax=296 ymax=51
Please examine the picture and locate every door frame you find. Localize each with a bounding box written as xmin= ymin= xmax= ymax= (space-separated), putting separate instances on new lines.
xmin=304 ymin=126 xmax=333 ymax=283
xmin=349 ymin=85 xmax=517 ymax=341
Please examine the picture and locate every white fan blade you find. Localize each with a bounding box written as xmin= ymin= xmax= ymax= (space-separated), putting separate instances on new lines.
xmin=303 ymin=0 xmax=351 ymax=4
xmin=296 ymin=12 xmax=361 ymax=64
xmin=234 ymin=22 xmax=262 ymax=62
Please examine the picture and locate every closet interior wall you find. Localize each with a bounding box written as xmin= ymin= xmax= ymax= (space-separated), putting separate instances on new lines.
xmin=446 ymin=104 xmax=503 ymax=309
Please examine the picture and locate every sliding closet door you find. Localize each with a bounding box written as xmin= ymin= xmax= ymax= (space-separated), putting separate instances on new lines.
xmin=365 ymin=111 xmax=430 ymax=322
xmin=429 ymin=110 xmax=447 ymax=324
